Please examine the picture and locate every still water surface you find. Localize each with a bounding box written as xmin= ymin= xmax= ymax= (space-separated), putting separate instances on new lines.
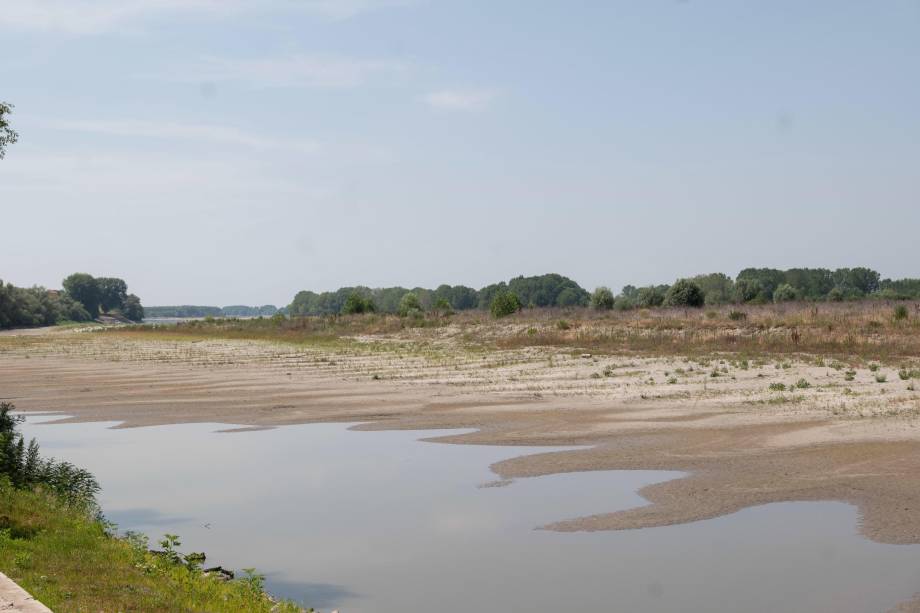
xmin=18 ymin=416 xmax=920 ymax=613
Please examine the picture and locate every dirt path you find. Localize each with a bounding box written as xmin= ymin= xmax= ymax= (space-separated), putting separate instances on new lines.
xmin=0 ymin=572 xmax=52 ymax=613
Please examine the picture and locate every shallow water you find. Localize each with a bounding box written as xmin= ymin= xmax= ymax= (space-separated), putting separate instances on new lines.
xmin=18 ymin=416 xmax=920 ymax=613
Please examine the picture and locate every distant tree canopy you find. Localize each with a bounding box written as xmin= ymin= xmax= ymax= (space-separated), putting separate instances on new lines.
xmin=285 ymin=268 xmax=920 ymax=317
xmin=508 ymin=274 xmax=590 ymax=308
xmin=61 ymin=273 xmax=144 ymax=322
xmin=142 ymin=305 xmax=280 ymax=318
xmin=62 ymin=274 xmax=101 ymax=317
xmin=0 ymin=273 xmax=143 ymax=329
xmin=0 ymin=101 xmax=18 ymax=159
xmin=287 ymin=274 xmax=592 ymax=317
xmin=0 ymin=281 xmax=88 ymax=328
xmin=663 ymin=279 xmax=705 ymax=308
xmin=341 ymin=292 xmax=376 ymax=315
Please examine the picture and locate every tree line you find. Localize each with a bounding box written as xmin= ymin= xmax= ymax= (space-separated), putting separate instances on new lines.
xmin=144 ymin=305 xmax=280 ymax=319
xmin=0 ymin=273 xmax=144 ymax=329
xmin=287 ymin=268 xmax=920 ymax=318
xmin=288 ymin=273 xmax=591 ymax=317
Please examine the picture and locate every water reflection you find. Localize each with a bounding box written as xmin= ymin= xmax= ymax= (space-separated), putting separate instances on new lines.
xmin=18 ymin=417 xmax=920 ymax=613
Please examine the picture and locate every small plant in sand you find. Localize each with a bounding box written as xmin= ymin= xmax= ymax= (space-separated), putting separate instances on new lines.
xmin=769 ymin=382 xmax=786 ymax=392
xmin=868 ymin=363 xmax=880 ymax=372
xmin=795 ymin=378 xmax=811 ymax=389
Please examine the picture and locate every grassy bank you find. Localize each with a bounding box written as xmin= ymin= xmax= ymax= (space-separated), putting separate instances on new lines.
xmin=113 ymin=300 xmax=920 ymax=363
xmin=0 ymin=481 xmax=302 ymax=612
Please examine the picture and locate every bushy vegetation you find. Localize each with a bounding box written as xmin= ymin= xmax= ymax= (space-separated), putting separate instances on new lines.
xmin=591 ymin=287 xmax=615 ymax=310
xmin=663 ymin=279 xmax=705 ymax=308
xmin=0 ymin=402 xmax=99 ymax=504
xmin=0 ymin=273 xmax=146 ymax=330
xmin=398 ymin=292 xmax=422 ymax=317
xmin=490 ymin=291 xmax=522 ymax=318
xmin=0 ymin=281 xmax=91 ymax=329
xmin=289 ymin=274 xmax=588 ymax=316
xmin=341 ymin=292 xmax=376 ymax=315
xmin=773 ymin=283 xmax=798 ymax=303
xmin=285 ymin=267 xmax=920 ymax=318
xmin=0 ymin=401 xmax=303 ymax=612
xmin=62 ymin=273 xmax=144 ymax=323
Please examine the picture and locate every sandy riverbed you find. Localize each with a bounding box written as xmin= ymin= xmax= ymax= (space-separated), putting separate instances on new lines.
xmin=2 ymin=328 xmax=920 ymax=554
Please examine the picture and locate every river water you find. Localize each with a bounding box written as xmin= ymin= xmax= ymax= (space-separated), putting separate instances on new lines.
xmin=18 ymin=417 xmax=920 ymax=612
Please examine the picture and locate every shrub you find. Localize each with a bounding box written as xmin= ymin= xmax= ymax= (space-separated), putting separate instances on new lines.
xmin=769 ymin=382 xmax=786 ymax=391
xmin=591 ymin=287 xmax=615 ymax=311
xmin=827 ymin=287 xmax=845 ymax=302
xmin=341 ymin=292 xmax=375 ymax=315
xmin=556 ymin=319 xmax=571 ymax=331
xmin=490 ymin=291 xmax=522 ymax=318
xmin=0 ymin=402 xmax=99 ymax=505
xmin=398 ymin=292 xmax=422 ymax=317
xmin=894 ymin=305 xmax=909 ymax=321
xmin=432 ymin=297 xmax=453 ymax=316
xmin=795 ymin=378 xmax=811 ymax=389
xmin=663 ymin=279 xmax=705 ymax=308
xmin=636 ymin=286 xmax=667 ymax=308
xmin=728 ymin=310 xmax=747 ymax=321
xmin=773 ymin=283 xmax=798 ymax=303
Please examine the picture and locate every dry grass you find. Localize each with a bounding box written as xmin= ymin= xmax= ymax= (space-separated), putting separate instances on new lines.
xmin=115 ymin=300 xmax=920 ymax=363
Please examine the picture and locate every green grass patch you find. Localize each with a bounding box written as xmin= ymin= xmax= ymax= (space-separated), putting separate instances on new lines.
xmin=0 ymin=482 xmax=302 ymax=612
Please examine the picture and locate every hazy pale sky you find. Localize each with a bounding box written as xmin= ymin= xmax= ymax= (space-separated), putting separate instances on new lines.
xmin=1 ymin=1 xmax=919 ymax=306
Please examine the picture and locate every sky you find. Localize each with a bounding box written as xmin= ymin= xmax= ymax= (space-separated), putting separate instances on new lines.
xmin=1 ymin=0 xmax=919 ymax=306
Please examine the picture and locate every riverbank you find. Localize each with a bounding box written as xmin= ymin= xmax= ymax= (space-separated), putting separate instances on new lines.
xmin=0 ymin=480 xmax=304 ymax=612
xmin=2 ymin=312 xmax=920 ymax=548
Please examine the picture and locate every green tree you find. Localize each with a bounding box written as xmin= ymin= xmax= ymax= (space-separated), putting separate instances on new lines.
xmin=62 ymin=273 xmax=101 ymax=318
xmin=122 ymin=294 xmax=145 ymax=322
xmin=591 ymin=287 xmax=615 ymax=310
xmin=97 ymin=277 xmax=128 ymax=312
xmin=0 ymin=101 xmax=18 ymax=159
xmin=636 ymin=285 xmax=667 ymax=308
xmin=490 ymin=291 xmax=521 ymax=318
xmin=398 ymin=292 xmax=422 ymax=317
xmin=692 ymin=273 xmax=734 ymax=305
xmin=663 ymin=279 xmax=705 ymax=307
xmin=736 ymin=268 xmax=784 ymax=301
xmin=432 ymin=297 xmax=453 ymax=316
xmin=832 ymin=267 xmax=881 ymax=297
xmin=773 ymin=283 xmax=798 ymax=303
xmin=341 ymin=292 xmax=375 ymax=315
xmin=734 ymin=278 xmax=767 ymax=303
